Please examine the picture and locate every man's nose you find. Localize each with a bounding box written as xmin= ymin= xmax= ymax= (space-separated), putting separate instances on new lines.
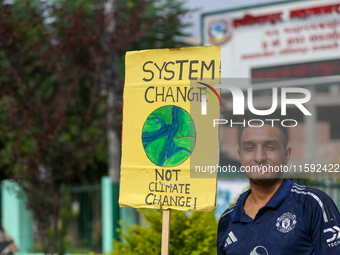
xmin=254 ymin=147 xmax=267 ymax=163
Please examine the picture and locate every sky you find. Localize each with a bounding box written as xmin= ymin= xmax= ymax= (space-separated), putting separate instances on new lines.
xmin=182 ymin=0 xmax=290 ymax=38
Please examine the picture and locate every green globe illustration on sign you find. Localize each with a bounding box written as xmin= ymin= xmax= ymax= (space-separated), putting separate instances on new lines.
xmin=142 ymin=105 xmax=196 ymax=167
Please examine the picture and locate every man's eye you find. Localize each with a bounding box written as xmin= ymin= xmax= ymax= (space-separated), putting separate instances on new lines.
xmin=245 ymin=147 xmax=254 ymax=151
xmin=266 ymin=146 xmax=275 ymax=150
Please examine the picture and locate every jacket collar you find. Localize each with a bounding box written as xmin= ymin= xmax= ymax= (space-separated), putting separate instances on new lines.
xmin=231 ymin=178 xmax=293 ymax=223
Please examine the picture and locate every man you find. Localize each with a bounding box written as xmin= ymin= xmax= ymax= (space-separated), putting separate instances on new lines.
xmin=217 ymin=119 xmax=340 ymax=254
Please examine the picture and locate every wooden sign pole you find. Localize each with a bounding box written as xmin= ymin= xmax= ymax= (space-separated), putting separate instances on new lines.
xmin=161 ymin=209 xmax=171 ymax=255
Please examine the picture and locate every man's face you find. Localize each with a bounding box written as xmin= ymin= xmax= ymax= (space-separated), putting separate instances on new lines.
xmin=237 ymin=124 xmax=291 ymax=183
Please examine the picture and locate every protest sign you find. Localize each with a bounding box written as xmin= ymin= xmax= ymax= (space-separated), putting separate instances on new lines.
xmin=119 ymin=46 xmax=220 ymax=211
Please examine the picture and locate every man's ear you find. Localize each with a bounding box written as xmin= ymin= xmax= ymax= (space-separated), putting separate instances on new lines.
xmin=284 ymin=146 xmax=291 ymax=165
xmin=237 ymin=148 xmax=241 ymax=159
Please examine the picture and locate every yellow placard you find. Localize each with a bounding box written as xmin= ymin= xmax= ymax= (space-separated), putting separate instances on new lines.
xmin=119 ymin=46 xmax=221 ymax=211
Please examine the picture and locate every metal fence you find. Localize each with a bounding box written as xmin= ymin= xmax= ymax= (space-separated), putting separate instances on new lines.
xmin=67 ymin=183 xmax=102 ymax=253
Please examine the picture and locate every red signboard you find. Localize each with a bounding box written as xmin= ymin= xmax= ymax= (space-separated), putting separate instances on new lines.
xmin=251 ymin=59 xmax=340 ymax=83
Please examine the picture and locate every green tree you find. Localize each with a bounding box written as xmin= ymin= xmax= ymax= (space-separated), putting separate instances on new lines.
xmin=111 ymin=209 xmax=217 ymax=255
xmin=0 ymin=0 xmax=191 ymax=254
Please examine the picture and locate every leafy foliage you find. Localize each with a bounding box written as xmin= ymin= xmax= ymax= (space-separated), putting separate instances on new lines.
xmin=111 ymin=209 xmax=217 ymax=255
xmin=0 ymin=0 xmax=191 ymax=254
